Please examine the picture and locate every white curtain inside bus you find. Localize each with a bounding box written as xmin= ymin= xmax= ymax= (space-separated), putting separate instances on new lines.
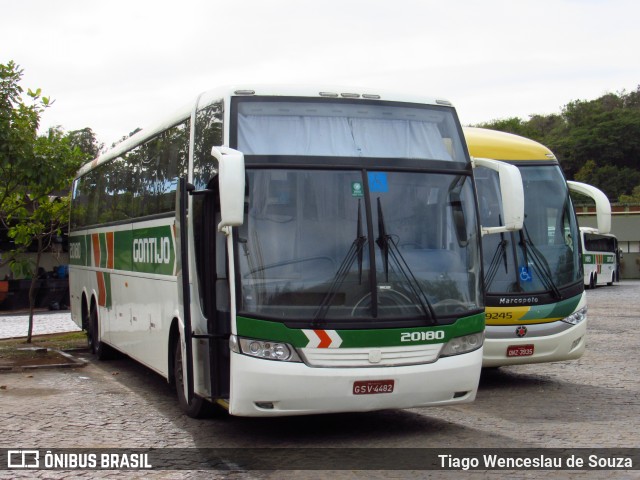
xmin=237 ymin=114 xmax=453 ymax=160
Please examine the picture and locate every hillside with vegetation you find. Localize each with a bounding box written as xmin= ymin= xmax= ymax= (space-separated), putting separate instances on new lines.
xmin=474 ymin=87 xmax=640 ymax=204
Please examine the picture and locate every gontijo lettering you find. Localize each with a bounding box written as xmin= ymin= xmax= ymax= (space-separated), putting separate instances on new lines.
xmin=68 ymin=241 xmax=82 ymax=260
xmin=133 ymin=237 xmax=171 ymax=264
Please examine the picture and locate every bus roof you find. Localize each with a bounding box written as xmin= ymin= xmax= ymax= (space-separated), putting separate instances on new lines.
xmin=463 ymin=127 xmax=556 ymax=162
xmin=580 ymin=226 xmax=617 ymax=237
xmin=77 ymin=85 xmax=456 ymax=178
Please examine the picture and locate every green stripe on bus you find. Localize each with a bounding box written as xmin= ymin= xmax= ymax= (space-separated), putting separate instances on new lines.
xmin=104 ymin=272 xmax=112 ymax=309
xmin=519 ymin=295 xmax=582 ymax=321
xmin=99 ymin=232 xmax=108 ymax=268
xmin=131 ymin=226 xmax=176 ymax=275
xmin=68 ymin=225 xmax=176 ymax=276
xmin=584 ymin=254 xmax=615 ymax=265
xmin=114 ymin=230 xmax=133 ymax=271
xmin=236 ymin=312 xmax=484 ymax=348
xmin=68 ymin=234 xmax=89 ymax=266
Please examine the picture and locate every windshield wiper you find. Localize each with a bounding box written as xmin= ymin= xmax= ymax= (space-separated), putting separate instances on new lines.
xmin=519 ymin=225 xmax=563 ymax=299
xmin=375 ymin=198 xmax=436 ymax=324
xmin=313 ymin=200 xmax=367 ymax=325
xmin=484 ymin=215 xmax=509 ymax=291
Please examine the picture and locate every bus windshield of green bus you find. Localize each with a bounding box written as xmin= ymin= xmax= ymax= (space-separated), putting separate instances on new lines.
xmin=476 ymin=164 xmax=582 ymax=295
xmin=236 ymin=100 xmax=466 ymax=161
xmin=237 ymin=169 xmax=482 ymax=324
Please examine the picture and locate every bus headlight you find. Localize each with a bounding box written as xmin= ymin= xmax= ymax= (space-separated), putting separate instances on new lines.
xmin=233 ymin=336 xmax=302 ymax=362
xmin=440 ymin=332 xmax=484 ymax=357
xmin=562 ymin=306 xmax=587 ymax=325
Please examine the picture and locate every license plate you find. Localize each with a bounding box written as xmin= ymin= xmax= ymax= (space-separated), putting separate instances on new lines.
xmin=507 ymin=344 xmax=534 ymax=357
xmin=353 ymin=380 xmax=395 ymax=395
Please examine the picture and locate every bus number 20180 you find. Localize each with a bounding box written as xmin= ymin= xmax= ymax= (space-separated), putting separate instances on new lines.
xmin=400 ymin=331 xmax=445 ymax=342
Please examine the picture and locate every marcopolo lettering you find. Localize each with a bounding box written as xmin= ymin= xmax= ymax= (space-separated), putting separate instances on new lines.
xmin=133 ymin=237 xmax=171 ymax=264
xmin=499 ymin=297 xmax=539 ymax=305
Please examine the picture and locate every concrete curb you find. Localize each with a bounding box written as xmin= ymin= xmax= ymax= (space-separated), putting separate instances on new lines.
xmin=0 ymin=348 xmax=88 ymax=373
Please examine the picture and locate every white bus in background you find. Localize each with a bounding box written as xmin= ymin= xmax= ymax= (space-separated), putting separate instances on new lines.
xmin=69 ymin=86 xmax=524 ymax=417
xmin=580 ymin=227 xmax=620 ymax=288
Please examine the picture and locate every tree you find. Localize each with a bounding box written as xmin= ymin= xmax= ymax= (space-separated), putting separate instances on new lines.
xmin=574 ymin=160 xmax=640 ymax=202
xmin=619 ymin=185 xmax=640 ymax=204
xmin=0 ymin=61 xmax=88 ymax=341
xmin=67 ymin=127 xmax=103 ymax=158
xmin=474 ymin=86 xmax=640 ymax=201
xmin=0 ymin=61 xmax=49 ymax=230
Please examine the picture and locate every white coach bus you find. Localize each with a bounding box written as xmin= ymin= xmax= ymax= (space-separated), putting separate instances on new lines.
xmin=580 ymin=228 xmax=620 ymax=288
xmin=69 ymin=86 xmax=523 ymax=417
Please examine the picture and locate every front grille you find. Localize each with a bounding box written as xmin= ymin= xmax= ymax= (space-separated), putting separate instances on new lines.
xmin=300 ymin=343 xmax=442 ymax=368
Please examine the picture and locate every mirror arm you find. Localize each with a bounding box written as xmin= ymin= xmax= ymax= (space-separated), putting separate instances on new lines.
xmin=567 ymin=180 xmax=611 ymax=235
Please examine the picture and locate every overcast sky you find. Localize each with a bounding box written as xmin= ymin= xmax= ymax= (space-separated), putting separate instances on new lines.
xmin=3 ymin=0 xmax=639 ymax=147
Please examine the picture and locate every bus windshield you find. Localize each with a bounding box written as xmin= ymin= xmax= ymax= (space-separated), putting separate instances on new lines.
xmin=477 ymin=164 xmax=581 ymax=295
xmin=583 ymin=232 xmax=618 ymax=253
xmin=237 ymin=168 xmax=482 ymax=324
xmin=235 ymin=99 xmax=466 ymax=161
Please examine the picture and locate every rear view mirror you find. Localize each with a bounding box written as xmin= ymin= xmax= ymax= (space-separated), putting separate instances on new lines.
xmin=472 ymin=157 xmax=524 ymax=235
xmin=211 ymin=146 xmax=245 ymax=232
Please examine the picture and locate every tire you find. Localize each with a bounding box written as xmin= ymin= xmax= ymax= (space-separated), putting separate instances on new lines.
xmin=589 ymin=274 xmax=596 ymax=290
xmin=87 ymin=303 xmax=98 ymax=352
xmin=88 ymin=303 xmax=111 ymax=360
xmin=174 ymin=339 xmax=208 ymax=418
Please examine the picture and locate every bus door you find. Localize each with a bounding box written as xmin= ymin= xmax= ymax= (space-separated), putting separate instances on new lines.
xmin=176 ymin=178 xmax=196 ymax=405
xmin=177 ymin=173 xmax=235 ymax=404
xmin=176 ymin=176 xmax=231 ymax=409
xmin=195 ymin=175 xmax=231 ymax=400
xmin=184 ymin=148 xmax=245 ymax=404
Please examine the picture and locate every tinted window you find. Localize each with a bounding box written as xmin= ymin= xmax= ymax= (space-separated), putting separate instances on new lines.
xmin=70 ymin=120 xmax=190 ymax=228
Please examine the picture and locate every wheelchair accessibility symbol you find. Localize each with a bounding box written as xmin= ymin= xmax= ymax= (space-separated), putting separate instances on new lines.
xmin=519 ymin=266 xmax=532 ymax=282
xmin=368 ymin=172 xmax=389 ymax=193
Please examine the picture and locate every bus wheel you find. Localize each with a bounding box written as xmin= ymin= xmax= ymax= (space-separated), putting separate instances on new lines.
xmin=174 ymin=340 xmax=207 ymax=418
xmin=88 ymin=304 xmax=111 ymax=360
xmin=589 ymin=274 xmax=596 ymax=289
xmin=87 ymin=304 xmax=98 ymax=353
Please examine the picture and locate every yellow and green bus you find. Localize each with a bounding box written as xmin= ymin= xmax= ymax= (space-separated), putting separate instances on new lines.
xmin=466 ymin=127 xmax=611 ymax=367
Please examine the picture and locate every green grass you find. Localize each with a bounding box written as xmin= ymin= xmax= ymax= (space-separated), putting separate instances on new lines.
xmin=0 ymin=331 xmax=88 ymax=360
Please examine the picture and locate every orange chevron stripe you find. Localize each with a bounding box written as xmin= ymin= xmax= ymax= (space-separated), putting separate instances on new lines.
xmin=96 ymin=272 xmax=106 ymax=307
xmin=91 ymin=233 xmax=101 ymax=268
xmin=106 ymin=231 xmax=114 ymax=269
xmin=314 ymin=329 xmax=332 ymax=348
